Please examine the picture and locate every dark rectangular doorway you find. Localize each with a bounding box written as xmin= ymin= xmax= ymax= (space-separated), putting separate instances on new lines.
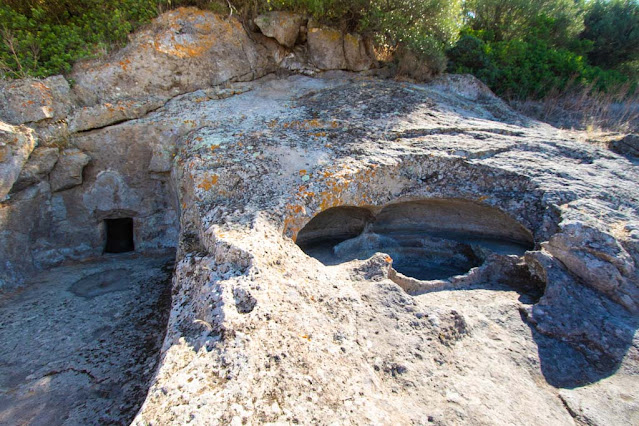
xmin=104 ymin=218 xmax=135 ymax=253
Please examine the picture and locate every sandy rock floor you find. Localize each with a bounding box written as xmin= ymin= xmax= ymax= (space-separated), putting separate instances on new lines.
xmin=0 ymin=252 xmax=174 ymax=425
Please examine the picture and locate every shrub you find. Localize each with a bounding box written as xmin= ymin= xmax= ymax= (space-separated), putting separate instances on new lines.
xmin=447 ymin=30 xmax=627 ymax=99
xmin=464 ymin=0 xmax=584 ymax=46
xmin=581 ymin=0 xmax=639 ymax=69
xmin=1 ymin=0 xmax=462 ymax=80
xmin=0 ymin=1 xmax=158 ymax=78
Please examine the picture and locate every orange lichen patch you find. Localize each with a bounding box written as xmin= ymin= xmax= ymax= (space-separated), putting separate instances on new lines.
xmin=210 ymin=145 xmax=220 ymax=152
xmin=383 ymin=254 xmax=393 ymax=263
xmin=281 ymin=119 xmax=327 ymax=130
xmin=283 ymin=164 xmax=383 ymax=239
xmin=118 ymin=58 xmax=132 ymax=71
xmin=477 ymin=195 xmax=489 ymax=202
xmin=197 ymin=174 xmax=219 ymax=191
xmin=331 ymin=121 xmax=339 ymax=128
xmin=310 ymin=27 xmax=342 ymax=42
xmin=299 ymin=169 xmax=307 ymax=176
xmin=152 ymin=10 xmax=240 ymax=58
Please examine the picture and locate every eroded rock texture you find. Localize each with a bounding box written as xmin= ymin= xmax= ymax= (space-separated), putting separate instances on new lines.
xmin=0 ymin=8 xmax=637 ymax=426
xmin=128 ymin=75 xmax=637 ymax=425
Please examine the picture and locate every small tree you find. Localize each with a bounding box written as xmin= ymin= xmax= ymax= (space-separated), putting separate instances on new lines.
xmin=582 ymin=0 xmax=639 ymax=68
xmin=464 ymin=0 xmax=584 ymax=46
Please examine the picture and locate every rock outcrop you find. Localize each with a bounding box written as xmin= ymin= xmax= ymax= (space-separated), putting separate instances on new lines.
xmin=0 ymin=7 xmax=637 ymax=426
xmin=0 ymin=122 xmax=36 ymax=200
xmin=132 ymin=74 xmax=635 ymax=425
xmin=254 ymin=11 xmax=306 ymax=48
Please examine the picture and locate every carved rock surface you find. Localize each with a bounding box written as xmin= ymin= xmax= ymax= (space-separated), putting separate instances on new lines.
xmin=118 ymin=74 xmax=636 ymax=425
xmin=0 ymin=9 xmax=638 ymax=426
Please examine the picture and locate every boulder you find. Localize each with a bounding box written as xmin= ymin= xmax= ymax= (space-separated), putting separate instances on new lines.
xmin=11 ymin=147 xmax=60 ymax=193
xmin=343 ymin=33 xmax=376 ymax=71
xmin=69 ymin=7 xmax=274 ymax=107
xmin=0 ymin=121 xmax=37 ymax=200
xmin=307 ymin=26 xmax=347 ymax=70
xmin=0 ymin=75 xmax=71 ymax=125
xmin=609 ymin=134 xmax=639 ymax=158
xmin=49 ymin=149 xmax=91 ymax=192
xmin=307 ymin=26 xmax=376 ymax=71
xmin=254 ymin=11 xmax=306 ymax=48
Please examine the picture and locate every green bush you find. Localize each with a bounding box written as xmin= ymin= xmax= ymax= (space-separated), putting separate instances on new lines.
xmin=0 ymin=1 xmax=158 ymax=78
xmin=447 ymin=30 xmax=627 ymax=99
xmin=582 ymin=0 xmax=639 ymax=69
xmin=270 ymin=0 xmax=462 ymax=78
xmin=463 ymin=0 xmax=584 ymax=47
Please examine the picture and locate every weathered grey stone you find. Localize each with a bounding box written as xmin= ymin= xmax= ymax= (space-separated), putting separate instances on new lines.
xmin=68 ymin=97 xmax=166 ymax=133
xmin=343 ymin=33 xmax=376 ymax=71
xmin=49 ymin=149 xmax=91 ymax=192
xmin=307 ymin=26 xmax=347 ymax=70
xmin=0 ymin=75 xmax=71 ymax=125
xmin=254 ymin=11 xmax=306 ymax=48
xmin=609 ymin=134 xmax=639 ymax=158
xmin=32 ymin=119 xmax=70 ymax=147
xmin=0 ymin=255 xmax=173 ymax=425
xmin=70 ymin=7 xmax=274 ymax=108
xmin=545 ymin=221 xmax=638 ymax=310
xmin=0 ymin=121 xmax=36 ymax=200
xmin=11 ymin=147 xmax=59 ymax=193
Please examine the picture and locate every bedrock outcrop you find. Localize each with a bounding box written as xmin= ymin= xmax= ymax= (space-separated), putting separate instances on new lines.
xmin=120 ymin=74 xmax=636 ymax=425
xmin=0 ymin=8 xmax=638 ymax=426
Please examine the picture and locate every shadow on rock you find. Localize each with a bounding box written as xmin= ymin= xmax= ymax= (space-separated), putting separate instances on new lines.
xmin=520 ymin=254 xmax=639 ymax=389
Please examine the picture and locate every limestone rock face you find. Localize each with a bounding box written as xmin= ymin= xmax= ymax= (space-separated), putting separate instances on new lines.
xmin=308 ymin=26 xmax=348 ymax=70
xmin=254 ymin=12 xmax=306 ymax=48
xmin=49 ymin=149 xmax=91 ymax=192
xmin=0 ymin=121 xmax=36 ymax=200
xmin=115 ymin=73 xmax=636 ymax=425
xmin=0 ymin=76 xmax=71 ymax=125
xmin=343 ymin=32 xmax=376 ymax=71
xmin=70 ymin=7 xmax=274 ymax=107
xmin=307 ymin=26 xmax=376 ymax=71
xmin=11 ymin=147 xmax=59 ymax=193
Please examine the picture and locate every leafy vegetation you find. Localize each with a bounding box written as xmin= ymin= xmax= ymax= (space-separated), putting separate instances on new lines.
xmin=0 ymin=0 xmax=158 ymax=78
xmin=1 ymin=0 xmax=638 ymax=107
xmin=448 ymin=0 xmax=638 ymax=100
xmin=581 ymin=0 xmax=639 ymax=68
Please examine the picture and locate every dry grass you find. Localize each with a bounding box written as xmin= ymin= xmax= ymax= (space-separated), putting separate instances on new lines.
xmin=512 ymin=80 xmax=639 ymax=134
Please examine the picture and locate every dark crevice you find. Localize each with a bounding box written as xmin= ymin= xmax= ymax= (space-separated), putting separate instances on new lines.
xmin=104 ymin=218 xmax=135 ymax=253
